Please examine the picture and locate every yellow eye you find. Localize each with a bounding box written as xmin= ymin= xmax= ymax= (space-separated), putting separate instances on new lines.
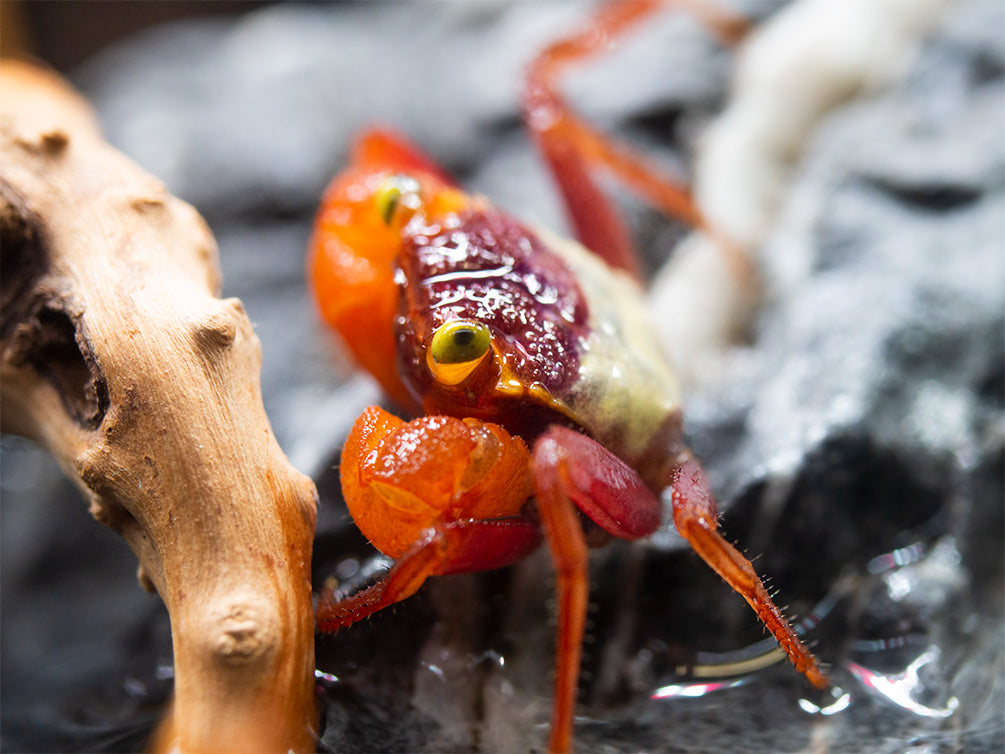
xmin=374 ymin=175 xmax=421 ymax=225
xmin=426 ymin=320 xmax=492 ymax=386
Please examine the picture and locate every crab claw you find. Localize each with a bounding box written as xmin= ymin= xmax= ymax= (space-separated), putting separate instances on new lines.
xmin=318 ymin=406 xmax=542 ymax=632
xmin=340 ymin=405 xmax=536 ymax=559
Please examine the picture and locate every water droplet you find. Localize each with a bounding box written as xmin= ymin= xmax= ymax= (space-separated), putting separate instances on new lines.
xmin=798 ymin=686 xmax=851 ymax=716
xmin=314 ymin=669 xmax=339 ymax=685
xmin=424 ymin=663 xmax=445 ymax=681
xmin=334 ymin=557 xmax=360 ymax=580
xmin=155 ymin=663 xmax=175 ymax=680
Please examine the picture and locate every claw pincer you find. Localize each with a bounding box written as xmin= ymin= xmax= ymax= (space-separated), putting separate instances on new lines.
xmin=339 ymin=406 xmax=536 ymax=564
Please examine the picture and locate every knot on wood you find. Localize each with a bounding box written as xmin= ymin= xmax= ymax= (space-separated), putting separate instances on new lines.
xmin=39 ymin=130 xmax=69 ymax=153
xmin=129 ymin=195 xmax=167 ymax=214
xmin=14 ymin=129 xmax=69 ymax=155
xmin=193 ymin=298 xmax=245 ymax=352
xmin=206 ymin=601 xmax=280 ymax=668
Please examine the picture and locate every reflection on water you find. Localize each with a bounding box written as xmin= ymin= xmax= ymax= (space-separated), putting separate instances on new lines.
xmin=867 ymin=541 xmax=930 ymax=573
xmin=651 ymin=677 xmax=750 ymax=700
xmin=847 ymin=647 xmax=959 ymax=719
xmin=649 ymin=537 xmax=969 ymax=727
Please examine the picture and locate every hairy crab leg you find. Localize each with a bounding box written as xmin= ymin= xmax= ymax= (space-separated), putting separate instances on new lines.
xmin=523 ymin=0 xmax=754 ymax=285
xmin=531 ymin=426 xmax=826 ymax=751
xmin=316 ymin=518 xmax=541 ymax=632
xmin=671 ymin=456 xmax=829 ymax=689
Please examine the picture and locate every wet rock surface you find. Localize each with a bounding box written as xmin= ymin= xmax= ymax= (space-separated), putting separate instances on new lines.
xmin=2 ymin=1 xmax=1002 ymax=752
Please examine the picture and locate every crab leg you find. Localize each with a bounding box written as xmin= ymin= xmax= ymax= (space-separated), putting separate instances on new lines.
xmin=671 ymin=456 xmax=829 ymax=688
xmin=531 ymin=427 xmax=826 ymax=751
xmin=532 ymin=426 xmax=663 ymax=753
xmin=532 ymin=452 xmax=591 ymax=753
xmin=316 ymin=518 xmax=541 ymax=632
xmin=530 ymin=476 xmax=588 ymax=754
xmin=523 ymin=0 xmax=753 ymax=283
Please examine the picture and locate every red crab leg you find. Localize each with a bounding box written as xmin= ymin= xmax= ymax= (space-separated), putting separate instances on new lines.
xmin=316 ymin=518 xmax=541 ymax=632
xmin=523 ymin=0 xmax=753 ymax=284
xmin=671 ymin=455 xmax=829 ymax=688
xmin=532 ymin=426 xmax=662 ymax=754
xmin=531 ymin=427 xmax=826 ymax=751
xmin=531 ymin=472 xmax=587 ymax=754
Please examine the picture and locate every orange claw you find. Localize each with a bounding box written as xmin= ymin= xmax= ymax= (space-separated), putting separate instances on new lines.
xmin=341 ymin=406 xmax=535 ymax=558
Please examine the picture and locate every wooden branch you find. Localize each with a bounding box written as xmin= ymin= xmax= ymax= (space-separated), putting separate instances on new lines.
xmin=0 ymin=61 xmax=319 ymax=753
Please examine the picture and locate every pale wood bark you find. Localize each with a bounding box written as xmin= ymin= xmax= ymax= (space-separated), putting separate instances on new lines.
xmin=0 ymin=61 xmax=319 ymax=753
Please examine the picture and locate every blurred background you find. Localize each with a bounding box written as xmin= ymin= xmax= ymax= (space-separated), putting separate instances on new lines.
xmin=3 ymin=2 xmax=268 ymax=72
xmin=2 ymin=1 xmax=1002 ymax=752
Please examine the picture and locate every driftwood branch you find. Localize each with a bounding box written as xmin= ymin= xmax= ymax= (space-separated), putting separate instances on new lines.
xmin=0 ymin=61 xmax=319 ymax=753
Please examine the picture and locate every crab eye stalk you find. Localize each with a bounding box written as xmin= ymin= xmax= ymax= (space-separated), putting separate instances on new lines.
xmin=427 ymin=320 xmax=492 ymax=386
xmin=375 ymin=175 xmax=421 ymax=225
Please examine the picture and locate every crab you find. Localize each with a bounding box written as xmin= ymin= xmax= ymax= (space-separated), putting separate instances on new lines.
xmin=308 ymin=2 xmax=827 ymax=751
